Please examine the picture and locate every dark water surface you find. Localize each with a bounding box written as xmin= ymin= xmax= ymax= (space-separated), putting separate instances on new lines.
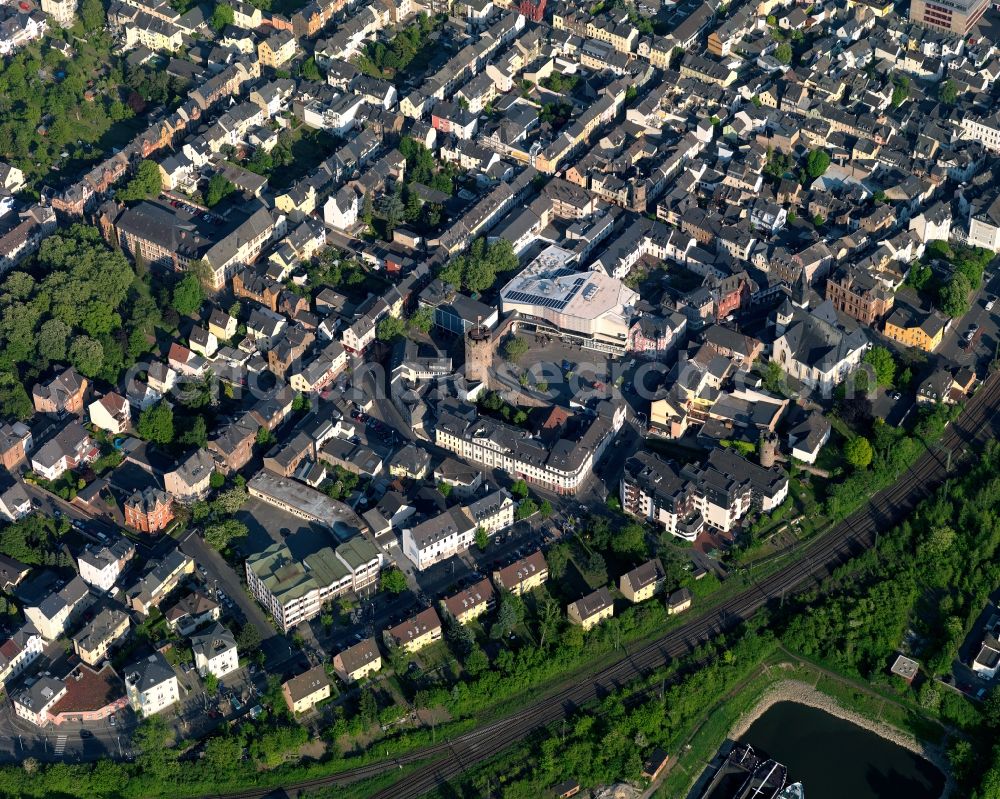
xmin=740 ymin=701 xmax=945 ymax=799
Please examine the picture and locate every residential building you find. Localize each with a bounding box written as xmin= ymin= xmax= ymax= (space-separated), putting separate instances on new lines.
xmin=466 ymin=489 xmax=515 ymax=536
xmin=164 ymin=591 xmax=220 ymax=636
xmin=126 ymin=549 xmax=195 ymax=616
xmin=567 ymin=587 xmax=614 ymax=631
xmin=433 ymin=458 xmax=483 ymax=499
xmin=32 ymin=366 xmax=88 ymax=415
xmin=12 ymin=674 xmax=67 ymax=726
xmin=621 ymin=452 xmax=704 ymax=542
xmin=23 ymin=575 xmax=92 ymax=640
xmin=667 ymin=587 xmax=693 ymax=615
xmin=619 ymin=559 xmax=666 ymax=603
xmin=88 ymin=393 xmax=131 ymax=435
xmin=124 ymin=487 xmax=174 ymax=533
xmin=0 ymin=422 xmax=32 ymax=470
xmin=164 ymin=449 xmax=215 ymax=503
xmin=73 ymin=607 xmax=131 ymax=666
xmin=77 ymin=540 xmax=136 ymax=592
xmin=0 ymin=481 xmax=31 ymax=522
xmin=402 ymin=506 xmax=477 ymax=571
xmin=190 ymin=623 xmax=238 ymax=679
xmin=282 ymin=665 xmax=331 ymax=713
xmin=825 ymin=267 xmax=894 ymax=326
xmin=883 ymin=304 xmax=948 ymax=352
xmin=435 ymin=402 xmax=620 ymax=495
xmin=388 ymin=444 xmax=431 ymax=480
xmin=333 ymin=638 xmax=382 ymax=683
xmin=259 ymin=30 xmax=297 ymax=67
xmin=440 ymin=578 xmax=496 ymax=625
xmin=0 ymin=553 xmax=30 ymax=593
xmin=0 ymin=626 xmax=44 ymax=686
xmin=125 ymin=652 xmax=179 ymax=716
xmin=384 ymin=607 xmax=442 ymax=653
xmin=787 ymin=412 xmax=832 ymax=465
xmin=493 ymin=550 xmax=548 ymax=596
xmin=30 ymin=422 xmax=96 ymax=481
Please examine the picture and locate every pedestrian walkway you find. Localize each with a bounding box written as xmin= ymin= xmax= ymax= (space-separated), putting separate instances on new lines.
xmin=53 ymin=735 xmax=67 ymax=756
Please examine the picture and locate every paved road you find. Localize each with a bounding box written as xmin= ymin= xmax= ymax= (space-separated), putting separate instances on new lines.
xmin=937 ymin=266 xmax=1000 ymax=369
xmin=178 ymin=529 xmax=299 ymax=669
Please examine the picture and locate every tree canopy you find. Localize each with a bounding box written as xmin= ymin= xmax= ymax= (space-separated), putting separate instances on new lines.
xmin=438 ymin=238 xmax=518 ymax=294
xmin=118 ymin=160 xmax=163 ymax=202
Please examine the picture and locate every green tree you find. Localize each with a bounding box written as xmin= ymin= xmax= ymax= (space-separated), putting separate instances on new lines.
xmin=502 ymin=336 xmax=529 ymax=363
xmin=68 ymin=336 xmax=103 ymax=377
xmin=236 ymin=623 xmax=261 ymax=651
xmin=547 ymin=543 xmax=571 ymax=579
xmin=178 ymin=417 xmax=208 ymax=448
xmin=611 ymin=523 xmax=647 ymax=558
xmin=806 ymin=148 xmax=831 ymax=179
xmin=0 ymin=371 xmax=32 ymax=420
xmin=938 ymin=272 xmax=971 ymax=317
xmin=210 ymin=470 xmax=226 ymax=490
xmin=80 ymin=0 xmax=105 ymax=30
xmin=204 ymin=518 xmax=247 ymax=550
xmin=299 ymin=56 xmax=321 ymax=81
xmin=137 ymin=402 xmax=174 ymax=445
xmin=380 ymin=568 xmax=408 ymax=594
xmin=863 ymin=346 xmax=896 ymax=387
xmin=890 ymin=75 xmax=909 ymax=108
xmin=408 ymin=305 xmax=434 ymax=334
xmin=212 ymin=486 xmax=248 ymax=515
xmin=843 ymin=436 xmax=873 ymax=469
xmin=204 ymin=173 xmax=235 ymax=207
xmin=118 ymin=160 xmax=162 ymax=202
xmin=475 ymin=526 xmax=489 ymax=550
xmin=516 ymin=498 xmax=538 ymax=520
xmin=211 ymin=2 xmax=235 ymax=30
xmin=510 ymin=479 xmax=529 ymax=500
xmin=761 ymin=360 xmax=788 ymax=395
xmin=377 ymin=315 xmax=405 ymax=341
xmin=490 ymin=592 xmax=524 ymax=640
xmin=37 ymin=318 xmax=70 ymax=363
xmin=775 ymin=42 xmax=792 ymax=64
xmin=204 ymin=673 xmax=219 ymax=695
xmin=938 ymin=79 xmax=958 ymax=104
xmin=172 ymin=273 xmax=204 ymax=316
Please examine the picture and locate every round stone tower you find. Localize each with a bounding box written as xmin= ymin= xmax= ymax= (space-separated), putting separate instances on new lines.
xmin=759 ymin=431 xmax=779 ymax=468
xmin=465 ymin=323 xmax=493 ymax=389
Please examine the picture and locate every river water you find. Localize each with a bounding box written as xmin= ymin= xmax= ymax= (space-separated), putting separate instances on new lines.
xmin=740 ymin=701 xmax=946 ymax=799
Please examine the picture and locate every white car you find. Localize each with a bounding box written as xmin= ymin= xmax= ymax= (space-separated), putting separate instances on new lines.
xmin=987 ymin=298 xmax=995 ymax=311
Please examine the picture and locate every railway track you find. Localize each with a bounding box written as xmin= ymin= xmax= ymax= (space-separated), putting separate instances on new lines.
xmin=211 ymin=374 xmax=1000 ymax=799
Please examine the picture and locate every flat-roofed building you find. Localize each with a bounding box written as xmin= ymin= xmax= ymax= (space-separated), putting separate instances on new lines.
xmin=499 ymin=245 xmax=639 ymax=354
xmin=245 ymin=537 xmax=381 ymax=633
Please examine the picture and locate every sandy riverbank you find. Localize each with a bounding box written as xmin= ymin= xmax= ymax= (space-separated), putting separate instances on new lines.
xmin=728 ymin=679 xmax=957 ymax=799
